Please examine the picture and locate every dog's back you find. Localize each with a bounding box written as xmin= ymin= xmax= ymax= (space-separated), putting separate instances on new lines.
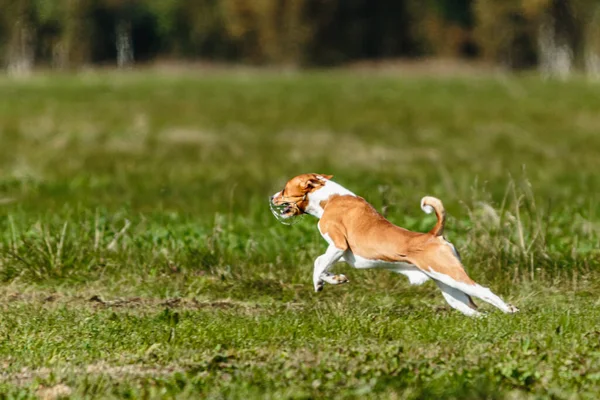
xmin=319 ymin=195 xmax=426 ymax=262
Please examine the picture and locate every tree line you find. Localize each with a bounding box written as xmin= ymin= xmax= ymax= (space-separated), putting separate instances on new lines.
xmin=1 ymin=0 xmax=599 ymax=76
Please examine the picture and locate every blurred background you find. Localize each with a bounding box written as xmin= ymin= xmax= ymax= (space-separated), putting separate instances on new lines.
xmin=2 ymin=0 xmax=600 ymax=76
xmin=1 ymin=2 xmax=600 ymax=397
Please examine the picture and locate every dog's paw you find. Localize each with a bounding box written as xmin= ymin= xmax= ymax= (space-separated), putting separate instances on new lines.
xmin=314 ymin=281 xmax=324 ymax=292
xmin=333 ymin=274 xmax=349 ymax=284
xmin=320 ymin=273 xmax=349 ymax=285
xmin=507 ymin=304 xmax=520 ymax=314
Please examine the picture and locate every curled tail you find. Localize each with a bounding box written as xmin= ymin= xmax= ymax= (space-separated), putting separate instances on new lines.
xmin=420 ymin=196 xmax=446 ymax=236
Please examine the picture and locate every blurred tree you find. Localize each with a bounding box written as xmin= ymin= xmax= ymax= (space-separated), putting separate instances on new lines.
xmin=570 ymin=0 xmax=600 ymax=77
xmin=56 ymin=0 xmax=94 ymax=69
xmin=32 ymin=0 xmax=62 ymax=68
xmin=0 ymin=0 xmax=37 ymax=75
xmin=474 ymin=0 xmax=538 ymax=69
xmin=415 ymin=0 xmax=476 ymax=57
xmin=584 ymin=3 xmax=600 ymax=77
xmin=0 ymin=0 xmax=597 ymax=73
xmin=102 ymin=0 xmax=137 ymax=68
xmin=176 ymin=0 xmax=233 ymax=60
xmin=534 ymin=0 xmax=577 ymax=78
xmin=222 ymin=0 xmax=315 ymax=64
xmin=307 ymin=0 xmax=418 ymax=65
xmin=143 ymin=0 xmax=178 ymax=53
xmin=142 ymin=0 xmax=234 ymax=61
xmin=530 ymin=0 xmax=600 ymax=77
xmin=476 ymin=0 xmax=600 ymax=76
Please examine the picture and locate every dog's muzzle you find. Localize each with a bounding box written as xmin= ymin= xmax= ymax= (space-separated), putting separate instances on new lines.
xmin=269 ymin=197 xmax=304 ymax=226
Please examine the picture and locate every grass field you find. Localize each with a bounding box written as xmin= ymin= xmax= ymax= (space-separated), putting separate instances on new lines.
xmin=0 ymin=70 xmax=599 ymax=399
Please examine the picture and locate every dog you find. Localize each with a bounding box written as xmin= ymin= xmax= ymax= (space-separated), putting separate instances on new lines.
xmin=270 ymin=173 xmax=519 ymax=317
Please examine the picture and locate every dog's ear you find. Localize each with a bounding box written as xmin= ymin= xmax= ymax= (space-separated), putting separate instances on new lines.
xmin=302 ymin=175 xmax=325 ymax=190
xmin=301 ymin=173 xmax=332 ymax=190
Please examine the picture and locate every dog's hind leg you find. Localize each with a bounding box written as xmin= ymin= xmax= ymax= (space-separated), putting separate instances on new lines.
xmin=410 ymin=249 xmax=519 ymax=314
xmin=434 ymin=281 xmax=481 ymax=317
xmin=426 ymin=269 xmax=519 ymax=314
xmin=461 ymin=283 xmax=519 ymax=314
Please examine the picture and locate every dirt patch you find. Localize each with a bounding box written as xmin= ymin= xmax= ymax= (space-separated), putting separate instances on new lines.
xmin=0 ymin=288 xmax=289 ymax=317
xmin=37 ymin=384 xmax=72 ymax=400
xmin=4 ymin=363 xmax=184 ymax=386
xmin=86 ymin=295 xmax=260 ymax=311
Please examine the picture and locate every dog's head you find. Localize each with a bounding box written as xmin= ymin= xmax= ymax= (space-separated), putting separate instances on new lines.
xmin=269 ymin=173 xmax=333 ymax=224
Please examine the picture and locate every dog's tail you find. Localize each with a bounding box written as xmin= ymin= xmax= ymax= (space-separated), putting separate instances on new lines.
xmin=420 ymin=196 xmax=446 ymax=236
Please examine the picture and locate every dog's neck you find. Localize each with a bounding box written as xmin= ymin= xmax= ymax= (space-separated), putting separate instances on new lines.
xmin=305 ymin=180 xmax=355 ymax=219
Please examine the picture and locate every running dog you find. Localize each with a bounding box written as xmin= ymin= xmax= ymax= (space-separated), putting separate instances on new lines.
xmin=269 ymin=173 xmax=519 ymax=316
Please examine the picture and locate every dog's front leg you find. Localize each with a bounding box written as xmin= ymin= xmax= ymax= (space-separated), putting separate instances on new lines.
xmin=313 ymin=246 xmax=347 ymax=292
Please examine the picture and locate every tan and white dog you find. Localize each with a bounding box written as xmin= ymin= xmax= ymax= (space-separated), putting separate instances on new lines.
xmin=270 ymin=173 xmax=519 ymax=317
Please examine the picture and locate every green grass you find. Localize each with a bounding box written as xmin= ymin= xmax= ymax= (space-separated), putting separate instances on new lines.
xmin=0 ymin=70 xmax=599 ymax=399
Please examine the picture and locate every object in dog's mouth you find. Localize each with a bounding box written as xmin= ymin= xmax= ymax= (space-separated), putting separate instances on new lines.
xmin=269 ymin=199 xmax=304 ymax=225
